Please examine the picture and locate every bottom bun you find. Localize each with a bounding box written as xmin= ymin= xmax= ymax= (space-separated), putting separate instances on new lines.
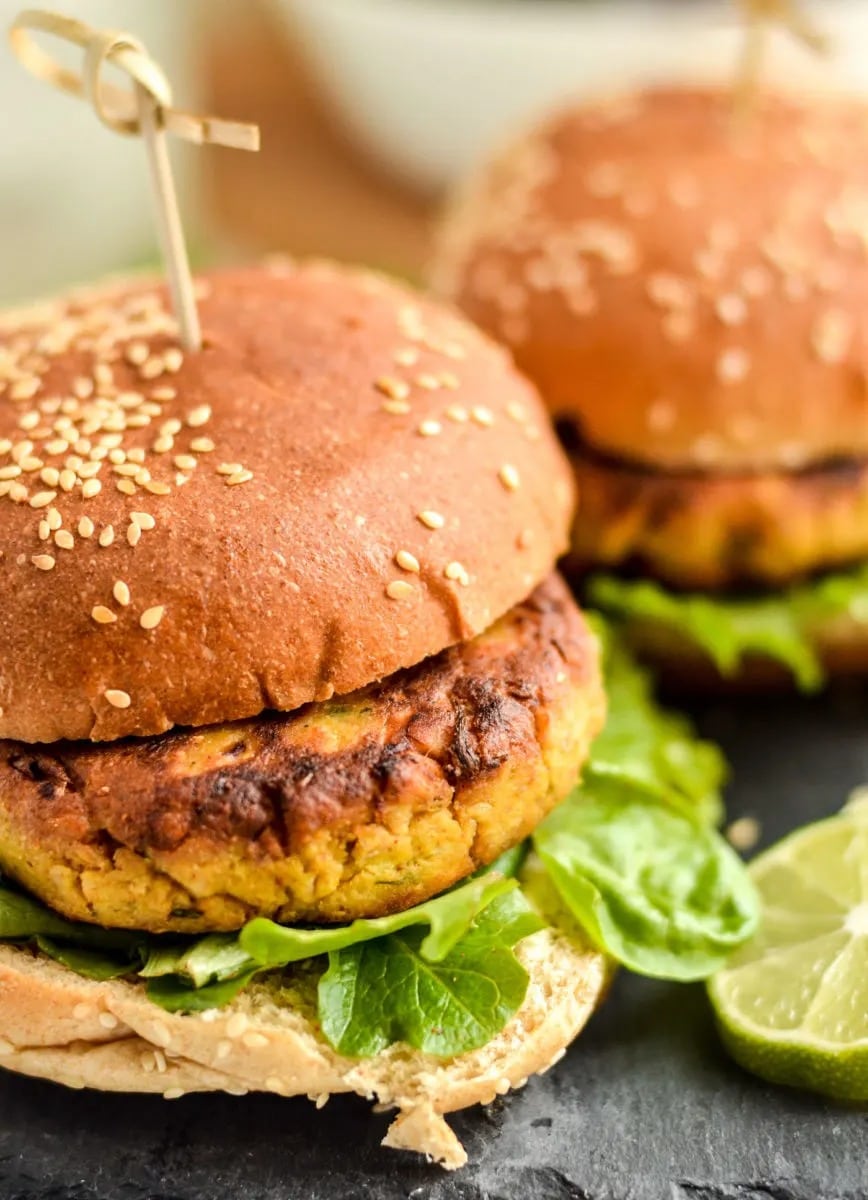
xmin=0 ymin=906 xmax=609 ymax=1170
xmin=618 ymin=611 xmax=868 ymax=693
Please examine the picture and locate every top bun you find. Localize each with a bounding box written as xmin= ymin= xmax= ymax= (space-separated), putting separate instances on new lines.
xmin=433 ymin=86 xmax=868 ymax=473
xmin=0 ymin=262 xmax=573 ymax=744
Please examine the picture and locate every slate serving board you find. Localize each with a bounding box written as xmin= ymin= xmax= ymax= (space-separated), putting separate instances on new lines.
xmin=1 ymin=688 xmax=866 ymax=1200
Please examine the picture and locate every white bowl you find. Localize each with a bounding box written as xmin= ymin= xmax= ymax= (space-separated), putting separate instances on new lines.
xmin=281 ymin=0 xmax=868 ymax=193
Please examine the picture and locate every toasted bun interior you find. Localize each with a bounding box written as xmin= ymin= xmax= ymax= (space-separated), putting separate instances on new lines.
xmin=0 ymin=907 xmax=609 ymax=1170
xmin=0 ymin=262 xmax=574 ymax=744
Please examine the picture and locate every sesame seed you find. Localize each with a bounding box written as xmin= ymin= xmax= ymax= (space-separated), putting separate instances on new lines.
xmin=113 ymin=580 xmax=131 ymax=606
xmin=217 ymin=462 xmax=242 ymax=475
xmin=395 ymin=550 xmax=420 ymax=573
xmin=242 ymin=1032 xmax=269 ymax=1049
xmin=114 ymin=462 xmax=140 ymax=477
xmin=375 ymin=376 xmax=410 ymax=402
xmin=54 ymin=530 xmax=74 ymax=550
xmin=812 ymin=310 xmax=852 ymax=364
xmin=91 ymin=606 xmax=117 ymax=625
xmin=98 ymin=1012 xmax=119 ymax=1030
xmin=28 ymin=490 xmax=56 ymax=509
xmin=386 ymin=580 xmax=415 ymax=600
xmin=127 ymin=447 xmax=146 ymax=465
xmin=104 ymin=688 xmax=131 ymax=709
xmin=444 ymin=561 xmax=470 ymax=586
xmin=139 ymin=358 xmax=164 ymax=380
xmin=58 ymin=469 xmax=76 ymax=492
xmin=439 ymin=371 xmax=460 ymax=390
xmin=648 ymin=401 xmax=675 ymax=432
xmin=418 ymin=420 xmax=442 ymax=437
xmin=99 ymin=525 xmax=115 ymax=548
xmin=38 ymin=520 xmax=50 ymax=541
xmin=151 ymin=387 xmax=176 ymax=402
xmin=716 ymin=348 xmax=751 ymax=385
xmin=0 ymin=465 xmax=21 ymax=480
xmin=116 ymin=479 xmax=136 ymax=496
xmin=416 ymin=373 xmax=440 ymax=391
xmin=446 ymin=405 xmax=468 ymax=423
xmin=163 ymin=348 xmax=183 ymax=372
xmin=31 ymin=554 xmax=55 ymax=571
xmin=715 ymin=294 xmax=748 ymax=326
xmin=726 ymin=816 xmax=761 ymax=852
xmin=161 ymin=418 xmax=182 ymax=437
xmin=46 ymin=507 xmax=62 ymax=531
xmin=131 ymin=511 xmax=156 ymax=531
xmin=174 ymin=454 xmax=197 ymax=471
xmin=78 ymin=460 xmax=101 ymax=479
xmin=153 ymin=436 xmax=174 ymax=454
xmin=140 ymin=606 xmax=165 ymax=630
xmin=393 ymin=347 xmax=419 ymax=367
xmin=382 ymin=399 xmax=411 ymax=415
xmin=187 ymin=404 xmax=211 ymax=427
xmin=163 ymin=1088 xmax=185 ymax=1102
xmin=471 ymin=406 xmax=494 ymax=427
xmin=109 ymin=449 xmax=127 ymax=466
xmin=82 ymin=479 xmax=102 ymax=499
xmin=417 ymin=510 xmax=445 ymax=530
xmin=226 ymin=1013 xmax=249 ymax=1039
xmin=143 ymin=479 xmax=171 ymax=496
xmin=191 ymin=437 xmax=215 ymax=453
xmin=73 ymin=376 xmax=94 ymax=398
xmin=127 ymin=524 xmax=142 ymax=547
xmin=125 ymin=341 xmax=149 ymax=365
xmin=18 ymin=411 xmax=40 ymax=431
xmin=226 ymin=469 xmax=254 ymax=486
xmin=498 ymin=464 xmax=521 ymax=491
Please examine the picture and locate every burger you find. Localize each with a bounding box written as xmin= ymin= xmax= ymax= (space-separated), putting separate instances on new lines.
xmin=432 ymin=86 xmax=868 ymax=690
xmin=0 ymin=260 xmax=754 ymax=1168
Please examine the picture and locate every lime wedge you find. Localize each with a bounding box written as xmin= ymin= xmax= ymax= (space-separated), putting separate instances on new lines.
xmin=708 ymin=801 xmax=868 ymax=1100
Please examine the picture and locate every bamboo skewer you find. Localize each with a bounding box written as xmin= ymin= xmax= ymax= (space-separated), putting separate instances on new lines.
xmin=8 ymin=8 xmax=260 ymax=352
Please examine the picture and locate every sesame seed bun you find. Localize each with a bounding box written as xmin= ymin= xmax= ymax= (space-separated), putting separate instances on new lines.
xmin=0 ymin=877 xmax=611 ymax=1170
xmin=0 ymin=262 xmax=574 ymax=744
xmin=433 ymin=86 xmax=868 ymax=474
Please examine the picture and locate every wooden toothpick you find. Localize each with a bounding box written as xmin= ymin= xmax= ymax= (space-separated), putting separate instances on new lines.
xmin=734 ymin=0 xmax=829 ymax=122
xmin=8 ymin=9 xmax=261 ymax=352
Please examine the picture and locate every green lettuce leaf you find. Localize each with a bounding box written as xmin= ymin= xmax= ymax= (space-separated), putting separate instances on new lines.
xmin=241 ymin=863 xmax=517 ymax=969
xmin=139 ymin=861 xmax=521 ymax=1016
xmin=589 ymin=563 xmax=868 ymax=691
xmin=318 ymin=889 xmax=544 ymax=1058
xmin=534 ymin=778 xmax=759 ymax=980
xmin=588 ymin=613 xmax=726 ymax=825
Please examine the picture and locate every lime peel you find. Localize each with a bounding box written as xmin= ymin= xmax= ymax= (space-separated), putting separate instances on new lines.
xmin=708 ymin=803 xmax=868 ymax=1102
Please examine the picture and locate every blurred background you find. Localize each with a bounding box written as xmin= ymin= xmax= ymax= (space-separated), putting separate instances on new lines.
xmin=2 ymin=0 xmax=868 ymax=304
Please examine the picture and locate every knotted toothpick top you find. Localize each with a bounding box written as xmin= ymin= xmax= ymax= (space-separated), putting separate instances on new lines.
xmin=736 ymin=0 xmax=829 ymax=120
xmin=8 ymin=9 xmax=261 ymax=350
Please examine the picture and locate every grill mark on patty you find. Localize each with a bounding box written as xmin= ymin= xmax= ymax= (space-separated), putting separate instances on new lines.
xmin=0 ymin=576 xmax=604 ymax=931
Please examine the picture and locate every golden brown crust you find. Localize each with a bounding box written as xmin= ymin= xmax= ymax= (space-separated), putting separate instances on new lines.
xmin=564 ymin=440 xmax=868 ymax=588
xmin=0 ymin=575 xmax=604 ymax=932
xmin=0 ymin=262 xmax=574 ymax=744
xmin=433 ymin=86 xmax=868 ymax=473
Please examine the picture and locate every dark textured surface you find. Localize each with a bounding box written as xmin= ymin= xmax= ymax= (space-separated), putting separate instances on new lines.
xmin=1 ymin=689 xmax=867 ymax=1199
